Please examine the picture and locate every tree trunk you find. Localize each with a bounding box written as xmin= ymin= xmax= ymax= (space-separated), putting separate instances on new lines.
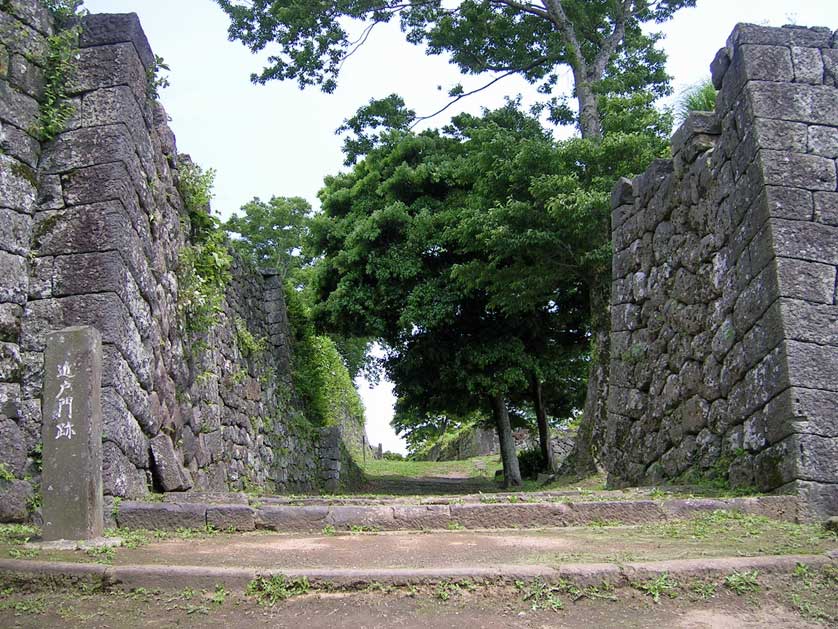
xmin=530 ymin=373 xmax=556 ymax=472
xmin=575 ymin=77 xmax=603 ymax=140
xmin=491 ymin=394 xmax=522 ymax=487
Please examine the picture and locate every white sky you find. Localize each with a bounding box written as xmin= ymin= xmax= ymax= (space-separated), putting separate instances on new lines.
xmin=84 ymin=1 xmax=838 ymax=455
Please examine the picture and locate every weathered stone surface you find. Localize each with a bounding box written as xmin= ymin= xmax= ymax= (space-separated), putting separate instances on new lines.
xmin=41 ymin=326 xmax=103 ymax=541
xmin=0 ymin=415 xmax=25 ymax=477
xmin=116 ymin=502 xmax=206 ymax=531
xmin=0 ymin=479 xmax=32 ymax=523
xmin=0 ymin=208 xmax=31 ymax=256
xmin=791 ymin=46 xmax=824 ymax=84
xmin=0 ymin=251 xmax=27 ymax=305
xmin=102 ymin=441 xmax=147 ymax=499
xmin=326 ymin=506 xmax=395 ymax=530
xmin=68 ymin=43 xmax=147 ymax=104
xmin=392 ymin=505 xmax=453 ymax=530
xmin=607 ymin=24 xmax=838 ymax=517
xmin=206 ymin=505 xmax=256 ymax=531
xmin=449 ymin=503 xmax=572 ymax=528
xmin=79 ymin=13 xmax=155 ymax=71
xmin=256 ymin=506 xmax=329 ymax=531
xmin=149 ymin=433 xmax=192 ymax=492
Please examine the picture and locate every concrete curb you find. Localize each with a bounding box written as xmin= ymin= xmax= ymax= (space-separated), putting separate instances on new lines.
xmin=115 ymin=494 xmax=802 ymax=532
xmin=0 ymin=553 xmax=833 ymax=591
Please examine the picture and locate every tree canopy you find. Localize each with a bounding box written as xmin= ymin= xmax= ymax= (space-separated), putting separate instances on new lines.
xmin=214 ymin=0 xmax=694 ymax=138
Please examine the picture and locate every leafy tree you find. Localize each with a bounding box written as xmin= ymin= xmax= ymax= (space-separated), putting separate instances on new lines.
xmin=224 ymin=196 xmax=313 ymax=278
xmin=312 ymin=102 xmax=652 ymax=484
xmin=216 ymin=0 xmax=692 ymax=470
xmin=214 ymin=0 xmax=693 ymax=140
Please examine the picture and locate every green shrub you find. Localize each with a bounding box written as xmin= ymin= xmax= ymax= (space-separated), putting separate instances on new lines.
xmin=517 ymin=447 xmax=546 ymax=479
xmin=675 ymin=79 xmax=717 ymax=124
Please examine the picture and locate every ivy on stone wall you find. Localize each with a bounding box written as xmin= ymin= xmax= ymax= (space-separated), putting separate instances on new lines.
xmin=175 ymin=159 xmax=232 ymax=334
xmin=285 ymin=284 xmax=365 ymax=429
xmin=33 ymin=0 xmax=85 ymax=141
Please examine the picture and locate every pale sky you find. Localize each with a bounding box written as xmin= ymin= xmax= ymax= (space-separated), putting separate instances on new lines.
xmin=84 ymin=1 xmax=838 ymax=455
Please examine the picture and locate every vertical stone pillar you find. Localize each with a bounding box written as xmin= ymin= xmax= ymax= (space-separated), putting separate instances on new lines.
xmin=41 ymin=326 xmax=103 ymax=541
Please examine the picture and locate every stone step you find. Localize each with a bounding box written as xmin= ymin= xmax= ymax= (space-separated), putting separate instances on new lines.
xmin=1 ymin=553 xmax=833 ymax=592
xmin=114 ymin=494 xmax=801 ymax=533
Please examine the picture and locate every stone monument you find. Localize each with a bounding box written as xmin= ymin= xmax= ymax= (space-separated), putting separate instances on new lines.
xmin=41 ymin=326 xmax=103 ymax=541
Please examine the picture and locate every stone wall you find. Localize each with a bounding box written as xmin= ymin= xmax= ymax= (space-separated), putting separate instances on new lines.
xmin=607 ymin=23 xmax=838 ymax=517
xmin=0 ymin=3 xmax=364 ymax=522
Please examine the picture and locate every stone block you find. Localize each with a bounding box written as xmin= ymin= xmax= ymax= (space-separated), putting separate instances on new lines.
xmin=9 ymin=53 xmax=44 ymax=99
xmin=150 ymin=433 xmax=192 ymax=492
xmin=781 ymin=300 xmax=838 ymax=347
xmin=711 ymin=47 xmax=731 ymax=89
xmin=0 ymin=479 xmax=32 ymax=523
xmin=786 ymin=340 xmax=838 ymax=391
xmin=102 ymin=441 xmax=148 ymax=499
xmin=774 ymin=257 xmax=836 ymax=304
xmin=808 ymin=125 xmax=838 ymax=158
xmin=41 ymin=326 xmax=103 ymax=541
xmin=0 ymin=121 xmax=40 ymax=169
xmin=0 ymin=251 xmax=27 ymax=306
xmin=449 ymin=503 xmax=572 ymax=528
xmin=568 ymin=500 xmax=664 ymax=525
xmin=814 ymin=192 xmax=838 ymax=226
xmin=783 ymin=480 xmax=838 ymax=521
xmin=39 ymin=124 xmax=139 ymax=176
xmin=753 ymin=437 xmax=797 ymax=491
xmin=0 ymin=415 xmax=25 ymax=476
xmin=69 ymin=42 xmax=147 ymax=104
xmin=0 ymin=79 xmax=38 ymax=131
xmin=0 ymin=303 xmax=23 ymax=344
xmin=728 ymin=24 xmax=832 ymax=49
xmin=80 ymin=13 xmax=156 ymax=71
xmin=116 ymin=502 xmax=207 ymax=531
xmin=206 ymin=505 xmax=256 ymax=531
xmin=256 ymin=506 xmax=328 ymax=531
xmin=759 ymin=149 xmax=836 ymax=191
xmin=326 ymin=506 xmax=395 ymax=530
xmin=392 ymin=505 xmax=453 ymax=530
xmin=0 ymin=341 xmax=22 ymax=381
xmin=771 ymin=219 xmax=838 ymax=266
xmin=797 ymin=434 xmax=838 ymax=483
xmin=747 ymin=81 xmax=838 ymax=126
xmin=791 ymin=46 xmax=824 ymax=84
xmin=102 ymin=388 xmax=149 ymax=469
xmin=0 ymin=207 xmax=31 ymax=256
xmin=22 ymin=293 xmax=151 ymax=389
xmin=752 ymin=118 xmax=808 ymax=152
xmin=726 ymin=345 xmax=788 ymax=421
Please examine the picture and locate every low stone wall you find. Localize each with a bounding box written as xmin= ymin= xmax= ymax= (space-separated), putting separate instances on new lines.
xmin=0 ymin=3 xmax=364 ymax=522
xmin=607 ymin=24 xmax=838 ymax=517
xmin=112 ymin=494 xmax=800 ymax=532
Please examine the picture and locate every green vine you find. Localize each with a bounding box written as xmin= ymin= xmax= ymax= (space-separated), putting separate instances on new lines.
xmin=147 ymin=53 xmax=170 ymax=100
xmin=34 ymin=1 xmax=85 ymax=141
xmin=235 ymin=316 xmax=267 ymax=356
xmin=176 ymin=159 xmax=232 ymax=335
xmin=286 ymin=284 xmax=365 ymax=429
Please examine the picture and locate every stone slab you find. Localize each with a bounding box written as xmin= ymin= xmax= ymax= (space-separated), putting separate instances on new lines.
xmin=41 ymin=326 xmax=103 ymax=541
xmin=256 ymin=506 xmax=329 ymax=531
xmin=206 ymin=505 xmax=256 ymax=532
xmin=115 ymin=502 xmax=207 ymax=531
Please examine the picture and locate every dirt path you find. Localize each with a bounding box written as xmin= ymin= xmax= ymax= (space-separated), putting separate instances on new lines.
xmin=0 ymin=576 xmax=832 ymax=628
xmin=104 ymin=527 xmax=835 ymax=570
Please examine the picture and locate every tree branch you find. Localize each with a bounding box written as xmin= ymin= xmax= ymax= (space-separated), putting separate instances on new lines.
xmin=491 ymin=0 xmax=551 ymax=20
xmin=591 ymin=0 xmax=632 ymax=78
xmin=541 ymin=0 xmax=587 ymax=76
xmin=410 ymin=57 xmax=549 ymax=128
